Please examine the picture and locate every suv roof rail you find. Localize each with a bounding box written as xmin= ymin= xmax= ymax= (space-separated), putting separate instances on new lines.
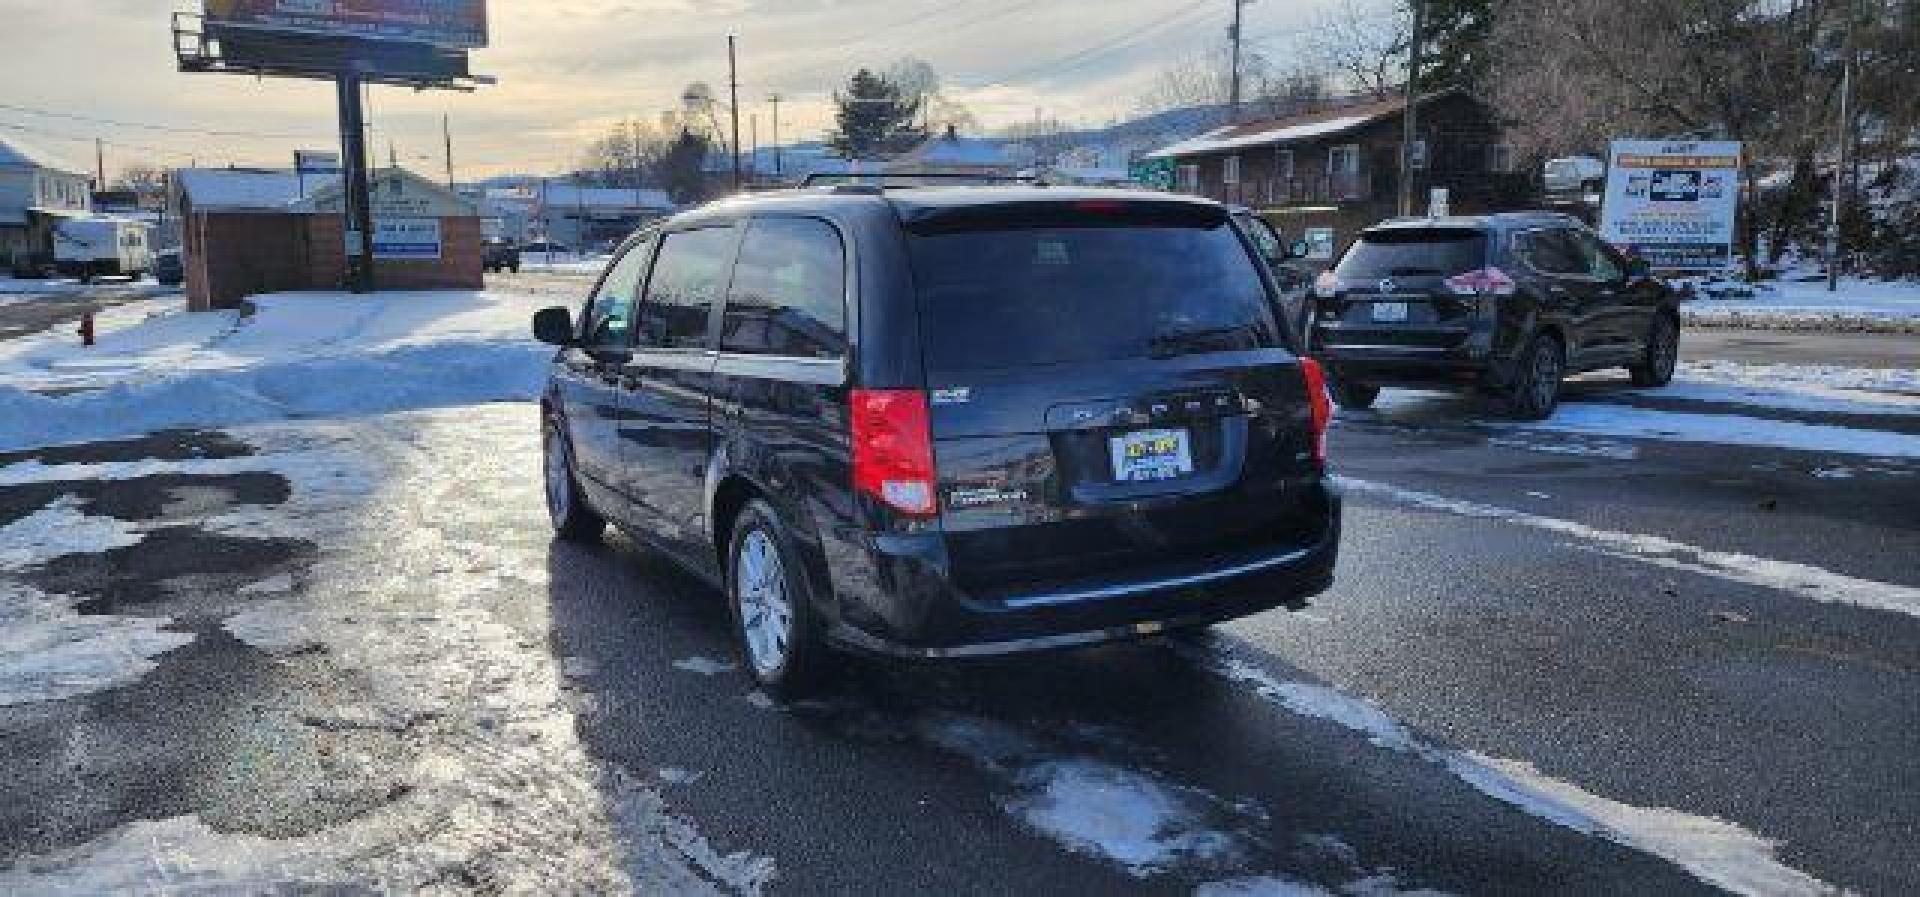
xmin=829 ymin=184 xmax=887 ymax=196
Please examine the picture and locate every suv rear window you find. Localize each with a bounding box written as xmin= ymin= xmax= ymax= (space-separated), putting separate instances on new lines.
xmin=908 ymin=223 xmax=1280 ymax=372
xmin=1334 ymin=228 xmax=1487 ymax=278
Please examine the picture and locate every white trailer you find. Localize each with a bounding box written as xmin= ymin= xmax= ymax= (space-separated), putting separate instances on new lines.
xmin=52 ymin=216 xmax=153 ymax=282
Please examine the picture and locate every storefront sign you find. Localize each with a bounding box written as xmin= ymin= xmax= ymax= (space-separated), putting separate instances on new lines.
xmin=347 ymin=218 xmax=441 ymax=259
xmin=1600 ymin=140 xmax=1742 ymax=271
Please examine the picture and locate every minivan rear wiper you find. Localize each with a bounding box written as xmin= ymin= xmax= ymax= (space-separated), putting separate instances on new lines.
xmin=1147 ymin=324 xmax=1260 ymax=359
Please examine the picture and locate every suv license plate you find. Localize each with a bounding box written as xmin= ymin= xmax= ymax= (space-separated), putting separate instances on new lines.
xmin=1371 ymin=301 xmax=1410 ymax=323
xmin=1110 ymin=429 xmax=1195 ymax=483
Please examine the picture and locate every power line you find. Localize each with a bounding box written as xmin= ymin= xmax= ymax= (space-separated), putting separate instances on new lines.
xmin=0 ymin=101 xmax=333 ymax=141
xmin=752 ymin=0 xmax=1035 ymax=90
xmin=962 ymin=0 xmax=1217 ymax=95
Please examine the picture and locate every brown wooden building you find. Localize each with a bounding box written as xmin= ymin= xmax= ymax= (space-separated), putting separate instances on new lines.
xmin=1146 ymin=90 xmax=1535 ymax=261
xmin=174 ymin=167 xmax=482 ymax=311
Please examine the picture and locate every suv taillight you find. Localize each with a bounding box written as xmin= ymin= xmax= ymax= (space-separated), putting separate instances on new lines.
xmin=1444 ymin=267 xmax=1517 ymax=296
xmin=1298 ymin=358 xmax=1333 ymax=464
xmin=851 ymin=389 xmax=938 ymax=518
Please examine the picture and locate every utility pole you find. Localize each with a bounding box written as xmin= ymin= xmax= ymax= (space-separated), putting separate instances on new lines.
xmin=336 ymin=71 xmax=375 ymax=293
xmin=768 ymin=94 xmax=784 ymax=178
xmin=1228 ymin=0 xmax=1249 ymax=124
xmin=1398 ymin=0 xmax=1427 ymax=217
xmin=1826 ymin=0 xmax=1859 ymax=292
xmin=728 ymin=35 xmax=743 ymax=191
xmin=95 ymin=138 xmax=105 ymax=190
xmin=443 ymin=113 xmax=455 ymax=191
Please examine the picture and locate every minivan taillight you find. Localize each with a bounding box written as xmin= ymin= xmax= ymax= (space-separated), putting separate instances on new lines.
xmin=1298 ymin=358 xmax=1333 ymax=464
xmin=851 ymin=389 xmax=938 ymax=518
xmin=1444 ymin=267 xmax=1517 ymax=296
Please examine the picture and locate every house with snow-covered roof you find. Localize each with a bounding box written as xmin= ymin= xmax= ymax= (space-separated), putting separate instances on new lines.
xmin=1145 ymin=90 xmax=1532 ymax=259
xmin=1 ymin=135 xmax=95 ymax=274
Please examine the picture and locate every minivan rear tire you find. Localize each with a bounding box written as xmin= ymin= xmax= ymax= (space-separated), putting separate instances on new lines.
xmin=727 ymin=499 xmax=829 ymax=700
xmin=1505 ymin=334 xmax=1565 ymax=421
xmin=1330 ymin=380 xmax=1380 ymax=410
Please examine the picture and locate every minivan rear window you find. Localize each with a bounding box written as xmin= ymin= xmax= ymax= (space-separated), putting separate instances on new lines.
xmin=908 ymin=223 xmax=1280 ymax=372
xmin=1334 ymin=228 xmax=1487 ymax=279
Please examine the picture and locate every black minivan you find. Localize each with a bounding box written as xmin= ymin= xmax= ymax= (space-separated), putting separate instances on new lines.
xmin=533 ymin=187 xmax=1342 ymax=695
xmin=1309 ymin=213 xmax=1680 ymax=419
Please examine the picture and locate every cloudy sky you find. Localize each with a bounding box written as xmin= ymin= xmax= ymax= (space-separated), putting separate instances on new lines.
xmin=2 ymin=0 xmax=1327 ymax=179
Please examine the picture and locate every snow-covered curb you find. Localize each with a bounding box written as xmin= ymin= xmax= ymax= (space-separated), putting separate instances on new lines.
xmin=1682 ymin=308 xmax=1920 ymax=334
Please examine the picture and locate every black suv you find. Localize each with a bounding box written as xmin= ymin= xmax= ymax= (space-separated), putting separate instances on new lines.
xmin=532 ymin=187 xmax=1342 ymax=695
xmin=1308 ymin=214 xmax=1679 ymax=419
xmin=483 ymin=239 xmax=522 ymax=273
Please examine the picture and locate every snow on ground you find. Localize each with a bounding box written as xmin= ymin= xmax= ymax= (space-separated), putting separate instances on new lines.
xmin=519 ymin=253 xmax=612 ymax=276
xmin=0 ymin=289 xmax=555 ymax=451
xmin=1682 ymin=277 xmax=1920 ymax=331
xmin=0 ymin=406 xmax=773 ymax=894
xmin=1193 ymin=648 xmax=1838 ymax=897
xmin=1370 ymin=361 xmax=1920 ymax=461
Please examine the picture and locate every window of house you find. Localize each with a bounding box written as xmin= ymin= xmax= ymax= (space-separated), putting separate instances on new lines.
xmin=722 ymin=218 xmax=848 ymax=359
xmin=1176 ymin=164 xmax=1201 ymax=194
xmin=1222 ymin=155 xmax=1242 ymax=186
xmin=1488 ymin=144 xmax=1516 ymax=173
xmin=1328 ymin=145 xmax=1360 ymax=175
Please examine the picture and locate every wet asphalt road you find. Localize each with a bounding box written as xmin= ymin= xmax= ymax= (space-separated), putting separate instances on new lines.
xmin=0 ymin=279 xmax=176 ymax=343
xmin=0 ymin=351 xmax=1916 ymax=893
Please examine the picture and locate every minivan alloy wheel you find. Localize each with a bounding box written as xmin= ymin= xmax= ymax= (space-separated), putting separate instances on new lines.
xmin=542 ymin=420 xmax=603 ymax=541
xmin=736 ymin=529 xmax=795 ymax=677
xmin=544 ymin=427 xmax=571 ymax=523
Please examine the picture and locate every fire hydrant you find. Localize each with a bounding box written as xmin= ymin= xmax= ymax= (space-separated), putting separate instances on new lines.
xmin=78 ymin=312 xmax=96 ymax=348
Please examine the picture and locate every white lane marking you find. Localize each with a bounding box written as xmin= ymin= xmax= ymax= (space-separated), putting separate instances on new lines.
xmin=1339 ymin=477 xmax=1920 ymax=621
xmin=1201 ymin=654 xmax=1841 ymax=897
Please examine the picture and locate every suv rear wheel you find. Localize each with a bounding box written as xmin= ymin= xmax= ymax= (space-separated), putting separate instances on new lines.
xmin=1629 ymin=315 xmax=1679 ymax=387
xmin=727 ymin=500 xmax=828 ymax=699
xmin=1330 ymin=380 xmax=1380 ymax=410
xmin=1506 ymin=333 xmax=1565 ymax=421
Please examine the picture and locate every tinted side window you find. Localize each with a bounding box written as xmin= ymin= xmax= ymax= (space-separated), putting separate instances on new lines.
xmin=639 ymin=227 xmax=736 ymax=349
xmin=1516 ymin=229 xmax=1587 ymax=276
xmin=1568 ymin=229 xmax=1625 ymax=280
xmin=722 ymin=218 xmax=848 ymax=358
xmin=584 ymin=242 xmax=649 ymax=347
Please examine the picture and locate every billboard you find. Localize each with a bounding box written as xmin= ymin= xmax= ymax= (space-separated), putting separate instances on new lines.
xmin=1599 ymin=140 xmax=1742 ymax=272
xmin=204 ymin=0 xmax=487 ymax=48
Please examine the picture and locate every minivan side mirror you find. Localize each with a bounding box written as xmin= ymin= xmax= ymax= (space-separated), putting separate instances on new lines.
xmin=533 ymin=307 xmax=575 ymax=346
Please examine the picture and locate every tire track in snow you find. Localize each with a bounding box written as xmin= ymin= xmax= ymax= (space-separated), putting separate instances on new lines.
xmin=1339 ymin=477 xmax=1920 ymax=621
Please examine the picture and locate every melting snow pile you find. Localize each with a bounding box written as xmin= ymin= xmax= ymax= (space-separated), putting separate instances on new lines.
xmin=0 ymin=289 xmax=558 ymax=451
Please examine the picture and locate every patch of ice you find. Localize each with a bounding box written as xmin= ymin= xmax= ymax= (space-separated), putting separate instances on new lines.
xmin=673 ymin=656 xmax=737 ymax=676
xmin=221 ymin=602 xmax=328 ymax=657
xmin=1484 ymin=434 xmax=1640 ymax=460
xmin=658 ymin=767 xmax=706 ymax=785
xmin=0 ymin=495 xmax=144 ymax=571
xmin=1202 ymin=653 xmax=1836 ymax=897
xmin=1811 ymin=467 xmax=1855 ymax=480
xmin=1340 ymin=477 xmax=1920 ymax=620
xmin=742 ymin=691 xmax=777 ymax=710
xmin=0 ymin=581 xmax=195 ymax=706
xmin=922 ymin=714 xmax=1252 ymax=877
xmin=1497 ymin=404 xmax=1920 ymax=459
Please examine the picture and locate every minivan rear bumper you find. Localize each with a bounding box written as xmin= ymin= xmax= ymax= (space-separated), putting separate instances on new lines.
xmin=821 ymin=485 xmax=1341 ymax=659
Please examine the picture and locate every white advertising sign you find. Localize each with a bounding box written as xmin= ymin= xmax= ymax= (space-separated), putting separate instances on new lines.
xmin=1600 ymin=140 xmax=1743 ymax=271
xmin=346 ymin=218 xmax=441 ymax=259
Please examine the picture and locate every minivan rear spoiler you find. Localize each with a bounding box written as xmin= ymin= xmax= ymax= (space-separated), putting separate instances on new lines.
xmin=897 ymin=198 xmax=1229 ymax=234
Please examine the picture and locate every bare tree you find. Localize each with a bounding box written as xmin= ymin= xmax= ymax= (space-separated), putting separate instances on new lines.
xmin=578 ymin=118 xmax=673 ymax=188
xmin=1300 ymin=0 xmax=1411 ymax=99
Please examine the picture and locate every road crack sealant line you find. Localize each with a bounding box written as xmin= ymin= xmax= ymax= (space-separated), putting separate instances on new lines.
xmin=1336 ymin=477 xmax=1920 ymax=621
xmin=1177 ymin=641 xmax=1848 ymax=897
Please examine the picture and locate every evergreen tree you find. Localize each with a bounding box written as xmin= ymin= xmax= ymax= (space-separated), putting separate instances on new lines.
xmin=827 ymin=69 xmax=925 ymax=161
xmin=658 ymin=130 xmax=711 ymax=205
xmin=1420 ymin=0 xmax=1495 ymax=91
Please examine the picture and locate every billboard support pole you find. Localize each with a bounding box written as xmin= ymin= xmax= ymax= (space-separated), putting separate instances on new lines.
xmin=337 ymin=69 xmax=376 ymax=293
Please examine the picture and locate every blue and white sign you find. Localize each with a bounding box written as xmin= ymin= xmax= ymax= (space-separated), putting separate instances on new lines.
xmin=347 ymin=218 xmax=442 ymax=259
